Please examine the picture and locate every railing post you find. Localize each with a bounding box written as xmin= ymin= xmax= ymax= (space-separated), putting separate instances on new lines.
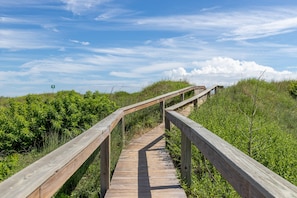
xmin=181 ymin=132 xmax=191 ymax=187
xmin=160 ymin=100 xmax=165 ymax=122
xmin=165 ymin=116 xmax=170 ymax=131
xmin=100 ymin=135 xmax=110 ymax=197
xmin=121 ymin=117 xmax=125 ymax=147
xmin=180 ymin=93 xmax=185 ymax=101
xmin=193 ymin=99 xmax=198 ymax=109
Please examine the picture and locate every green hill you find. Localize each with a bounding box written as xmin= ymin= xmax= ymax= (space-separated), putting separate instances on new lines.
xmin=166 ymin=79 xmax=297 ymax=197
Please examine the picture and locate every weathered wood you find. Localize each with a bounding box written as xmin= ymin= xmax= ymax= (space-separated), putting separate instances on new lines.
xmin=123 ymin=86 xmax=198 ymax=115
xmin=165 ymin=110 xmax=297 ymax=198
xmin=167 ymin=85 xmax=219 ymax=111
xmin=105 ymin=124 xmax=187 ymax=198
xmin=100 ymin=135 xmax=111 ymax=197
xmin=180 ymin=93 xmax=185 ymax=101
xmin=181 ymin=132 xmax=191 ymax=187
xmin=160 ymin=100 xmax=165 ymax=122
xmin=165 ymin=117 xmax=171 ymax=131
xmin=121 ymin=117 xmax=125 ymax=147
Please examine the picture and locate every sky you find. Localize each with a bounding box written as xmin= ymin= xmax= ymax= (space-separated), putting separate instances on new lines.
xmin=1 ymin=0 xmax=297 ymax=96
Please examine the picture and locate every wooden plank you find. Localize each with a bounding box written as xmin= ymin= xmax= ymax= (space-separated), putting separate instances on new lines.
xmin=105 ymin=124 xmax=187 ymax=198
xmin=165 ymin=110 xmax=297 ymax=197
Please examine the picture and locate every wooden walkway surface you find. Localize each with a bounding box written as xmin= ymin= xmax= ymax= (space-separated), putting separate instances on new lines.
xmin=105 ymin=123 xmax=187 ymax=198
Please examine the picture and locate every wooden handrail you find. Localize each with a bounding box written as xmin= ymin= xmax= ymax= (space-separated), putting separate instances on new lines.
xmin=165 ymin=86 xmax=297 ymax=197
xmin=166 ymin=85 xmax=219 ymax=111
xmin=0 ymin=85 xmax=200 ymax=198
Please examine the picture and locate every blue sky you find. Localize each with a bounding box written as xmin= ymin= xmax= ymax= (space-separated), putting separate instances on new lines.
xmin=1 ymin=0 xmax=297 ymax=96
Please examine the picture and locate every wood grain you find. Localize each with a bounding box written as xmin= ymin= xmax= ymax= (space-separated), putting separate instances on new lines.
xmin=105 ymin=124 xmax=187 ymax=198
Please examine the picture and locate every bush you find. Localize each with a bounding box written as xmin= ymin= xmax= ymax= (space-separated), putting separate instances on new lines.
xmin=289 ymin=81 xmax=297 ymax=98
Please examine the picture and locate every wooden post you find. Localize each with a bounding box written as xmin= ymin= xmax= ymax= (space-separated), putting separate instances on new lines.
xmin=165 ymin=116 xmax=170 ymax=131
xmin=193 ymin=99 xmax=198 ymax=109
xmin=181 ymin=132 xmax=191 ymax=187
xmin=100 ymin=135 xmax=110 ymax=197
xmin=121 ymin=117 xmax=125 ymax=147
xmin=160 ymin=101 xmax=165 ymax=122
xmin=180 ymin=93 xmax=185 ymax=101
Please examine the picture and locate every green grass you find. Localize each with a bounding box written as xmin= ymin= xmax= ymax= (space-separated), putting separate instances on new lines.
xmin=166 ymin=79 xmax=297 ymax=197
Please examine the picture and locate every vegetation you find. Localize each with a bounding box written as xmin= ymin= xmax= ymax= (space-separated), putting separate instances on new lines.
xmin=0 ymin=80 xmax=191 ymax=197
xmin=0 ymin=90 xmax=118 ymax=181
xmin=166 ymin=79 xmax=297 ymax=197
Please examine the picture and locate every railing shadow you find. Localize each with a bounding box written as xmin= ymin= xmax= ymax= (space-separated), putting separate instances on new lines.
xmin=137 ymin=134 xmax=167 ymax=198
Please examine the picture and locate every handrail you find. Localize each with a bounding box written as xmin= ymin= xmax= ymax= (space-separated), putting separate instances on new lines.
xmin=0 ymin=85 xmax=200 ymax=198
xmin=166 ymin=85 xmax=219 ymax=111
xmin=165 ymin=86 xmax=297 ymax=197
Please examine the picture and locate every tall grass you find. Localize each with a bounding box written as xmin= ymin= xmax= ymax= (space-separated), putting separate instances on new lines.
xmin=166 ymin=79 xmax=297 ymax=197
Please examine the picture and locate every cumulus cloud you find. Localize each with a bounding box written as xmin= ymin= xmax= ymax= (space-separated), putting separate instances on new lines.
xmin=164 ymin=57 xmax=297 ymax=86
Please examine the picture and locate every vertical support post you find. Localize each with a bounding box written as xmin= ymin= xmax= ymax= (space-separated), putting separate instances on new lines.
xmin=193 ymin=99 xmax=198 ymax=109
xmin=121 ymin=117 xmax=125 ymax=147
xmin=181 ymin=132 xmax=191 ymax=187
xmin=165 ymin=116 xmax=170 ymax=131
xmin=160 ymin=101 xmax=165 ymax=122
xmin=164 ymin=112 xmax=171 ymax=149
xmin=180 ymin=93 xmax=185 ymax=101
xmin=100 ymin=135 xmax=110 ymax=197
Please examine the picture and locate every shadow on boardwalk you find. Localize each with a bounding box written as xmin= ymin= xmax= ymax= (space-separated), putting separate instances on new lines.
xmin=105 ymin=123 xmax=187 ymax=198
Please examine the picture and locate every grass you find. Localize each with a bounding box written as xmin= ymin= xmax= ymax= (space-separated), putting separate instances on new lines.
xmin=166 ymin=79 xmax=297 ymax=197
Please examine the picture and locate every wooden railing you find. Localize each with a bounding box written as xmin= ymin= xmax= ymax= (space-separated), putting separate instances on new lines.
xmin=0 ymin=85 xmax=202 ymax=198
xmin=165 ymin=86 xmax=297 ymax=197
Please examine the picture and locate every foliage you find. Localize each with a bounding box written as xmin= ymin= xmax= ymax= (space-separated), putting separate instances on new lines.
xmin=166 ymin=79 xmax=297 ymax=197
xmin=0 ymin=90 xmax=118 ymax=181
xmin=289 ymin=80 xmax=297 ymax=98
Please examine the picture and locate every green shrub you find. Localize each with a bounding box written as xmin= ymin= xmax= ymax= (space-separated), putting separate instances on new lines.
xmin=289 ymin=81 xmax=297 ymax=98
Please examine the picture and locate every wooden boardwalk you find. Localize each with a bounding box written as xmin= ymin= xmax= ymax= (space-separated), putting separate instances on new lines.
xmin=105 ymin=123 xmax=187 ymax=198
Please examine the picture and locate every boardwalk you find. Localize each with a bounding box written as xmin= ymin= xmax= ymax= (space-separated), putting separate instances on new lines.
xmin=105 ymin=123 xmax=187 ymax=198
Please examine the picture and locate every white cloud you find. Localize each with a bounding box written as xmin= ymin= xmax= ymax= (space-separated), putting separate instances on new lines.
xmin=0 ymin=16 xmax=26 ymax=23
xmin=0 ymin=29 xmax=56 ymax=50
xmin=70 ymin=39 xmax=90 ymax=46
xmin=20 ymin=58 xmax=100 ymax=74
xmin=109 ymin=71 xmax=143 ymax=78
xmin=164 ymin=57 xmax=297 ymax=87
xmin=132 ymin=7 xmax=297 ymax=41
xmin=60 ymin=0 xmax=111 ymax=15
xmin=95 ymin=8 xmax=135 ymax=21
